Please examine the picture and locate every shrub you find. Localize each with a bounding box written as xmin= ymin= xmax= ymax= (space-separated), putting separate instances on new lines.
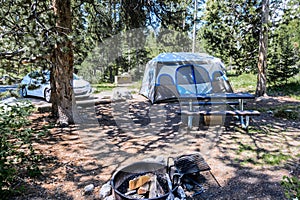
xmin=0 ymin=101 xmax=40 ymax=197
xmin=274 ymin=109 xmax=299 ymax=120
xmin=281 ymin=175 xmax=300 ymax=199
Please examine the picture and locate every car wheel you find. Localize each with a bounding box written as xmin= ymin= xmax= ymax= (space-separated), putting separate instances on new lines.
xmin=21 ymin=87 xmax=27 ymax=97
xmin=44 ymin=88 xmax=51 ymax=102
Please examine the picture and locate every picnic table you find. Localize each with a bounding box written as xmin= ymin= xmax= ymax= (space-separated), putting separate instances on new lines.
xmin=177 ymin=92 xmax=260 ymax=129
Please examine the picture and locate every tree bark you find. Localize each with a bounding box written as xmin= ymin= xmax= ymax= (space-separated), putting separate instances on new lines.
xmin=256 ymin=0 xmax=269 ymax=97
xmin=51 ymin=0 xmax=75 ymax=126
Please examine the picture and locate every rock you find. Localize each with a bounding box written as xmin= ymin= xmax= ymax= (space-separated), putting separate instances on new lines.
xmin=83 ymin=184 xmax=94 ymax=193
xmin=111 ymin=88 xmax=132 ymax=101
xmin=104 ymin=195 xmax=115 ymax=200
xmin=99 ymin=182 xmax=112 ymax=199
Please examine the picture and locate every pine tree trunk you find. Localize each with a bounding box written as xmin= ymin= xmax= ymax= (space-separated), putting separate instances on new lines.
xmin=256 ymin=0 xmax=269 ymax=97
xmin=51 ymin=0 xmax=75 ymax=126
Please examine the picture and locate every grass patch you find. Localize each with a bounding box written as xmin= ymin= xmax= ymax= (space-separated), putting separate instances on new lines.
xmin=228 ymin=72 xmax=300 ymax=100
xmin=268 ymin=73 xmax=300 ymax=100
xmin=240 ymin=157 xmax=257 ymax=165
xmin=92 ymin=83 xmax=116 ymax=93
xmin=228 ymin=73 xmax=256 ymax=93
xmin=238 ymin=143 xmax=255 ymax=154
xmin=92 ymin=82 xmax=142 ymax=94
xmin=127 ymin=81 xmax=142 ymax=90
xmin=236 ymin=142 xmax=291 ymax=166
xmin=247 ymin=126 xmax=270 ymax=134
xmin=236 ymin=152 xmax=291 ymax=166
xmin=261 ymin=152 xmax=291 ymax=166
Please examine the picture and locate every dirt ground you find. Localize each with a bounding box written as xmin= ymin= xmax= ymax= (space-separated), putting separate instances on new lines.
xmin=10 ymin=94 xmax=300 ymax=200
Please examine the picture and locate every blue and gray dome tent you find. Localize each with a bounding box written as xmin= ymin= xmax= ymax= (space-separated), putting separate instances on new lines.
xmin=139 ymin=52 xmax=233 ymax=103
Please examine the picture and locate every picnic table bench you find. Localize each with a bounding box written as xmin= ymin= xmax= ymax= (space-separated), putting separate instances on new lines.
xmin=177 ymin=92 xmax=260 ymax=129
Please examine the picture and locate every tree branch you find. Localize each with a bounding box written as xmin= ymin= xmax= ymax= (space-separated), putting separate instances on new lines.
xmin=0 ymin=49 xmax=25 ymax=59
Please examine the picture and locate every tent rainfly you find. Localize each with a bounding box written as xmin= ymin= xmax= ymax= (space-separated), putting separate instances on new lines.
xmin=139 ymin=52 xmax=233 ymax=103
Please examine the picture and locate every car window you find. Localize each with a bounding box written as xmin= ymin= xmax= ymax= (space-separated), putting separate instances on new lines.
xmin=28 ymin=71 xmax=49 ymax=83
xmin=29 ymin=71 xmax=81 ymax=81
xmin=43 ymin=71 xmax=50 ymax=81
xmin=29 ymin=71 xmax=41 ymax=79
xmin=73 ymin=74 xmax=80 ymax=80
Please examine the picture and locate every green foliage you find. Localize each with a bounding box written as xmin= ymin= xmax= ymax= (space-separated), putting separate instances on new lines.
xmin=201 ymin=0 xmax=261 ymax=73
xmin=148 ymin=29 xmax=192 ymax=54
xmin=281 ymin=175 xmax=300 ymax=199
xmin=0 ymin=1 xmax=55 ymax=67
xmin=0 ymin=90 xmax=20 ymax=102
xmin=77 ymin=27 xmax=193 ymax=84
xmin=268 ymin=18 xmax=300 ymax=85
xmin=0 ymin=101 xmax=41 ymax=196
xmin=77 ymin=46 xmax=143 ymax=84
xmin=201 ymin=0 xmax=300 ymax=92
xmin=76 ymin=0 xmax=197 ymax=83
xmin=0 ymin=0 xmax=111 ymax=76
xmin=1 ymin=0 xmax=299 ymax=100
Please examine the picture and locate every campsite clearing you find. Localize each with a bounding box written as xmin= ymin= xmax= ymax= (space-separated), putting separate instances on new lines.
xmin=10 ymin=94 xmax=300 ymax=200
